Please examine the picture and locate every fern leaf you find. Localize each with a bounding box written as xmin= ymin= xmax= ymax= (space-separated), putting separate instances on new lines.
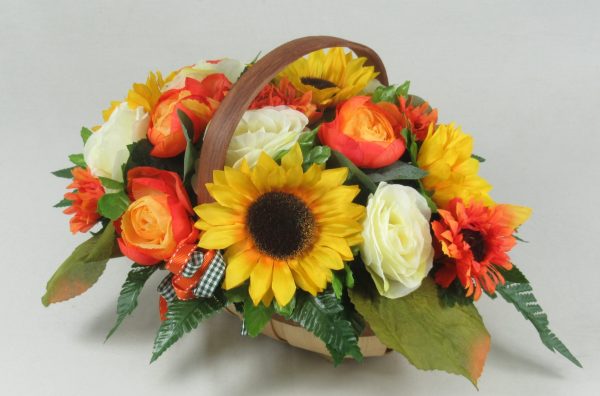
xmin=497 ymin=282 xmax=582 ymax=367
xmin=151 ymin=295 xmax=226 ymax=363
xmin=105 ymin=264 xmax=157 ymax=341
xmin=289 ymin=291 xmax=363 ymax=365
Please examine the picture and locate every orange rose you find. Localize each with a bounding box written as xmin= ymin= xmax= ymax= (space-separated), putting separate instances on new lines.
xmin=117 ymin=167 xmax=196 ymax=265
xmin=63 ymin=167 xmax=105 ymax=234
xmin=148 ymin=73 xmax=231 ymax=158
xmin=318 ymin=96 xmax=405 ymax=168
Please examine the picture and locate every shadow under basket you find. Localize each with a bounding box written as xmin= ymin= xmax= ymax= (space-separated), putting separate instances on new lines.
xmin=195 ymin=36 xmax=394 ymax=360
xmin=225 ymin=306 xmax=391 ymax=359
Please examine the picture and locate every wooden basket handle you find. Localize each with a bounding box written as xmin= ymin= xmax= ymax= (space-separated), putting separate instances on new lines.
xmin=195 ymin=35 xmax=389 ymax=203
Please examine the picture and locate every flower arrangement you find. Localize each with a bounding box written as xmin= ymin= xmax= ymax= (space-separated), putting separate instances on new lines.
xmin=43 ymin=37 xmax=580 ymax=385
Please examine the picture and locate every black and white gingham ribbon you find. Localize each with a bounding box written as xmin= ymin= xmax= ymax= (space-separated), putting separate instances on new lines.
xmin=193 ymin=251 xmax=225 ymax=298
xmin=158 ymin=273 xmax=177 ymax=302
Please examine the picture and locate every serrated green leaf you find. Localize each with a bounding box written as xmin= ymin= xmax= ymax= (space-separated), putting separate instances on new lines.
xmin=98 ymin=177 xmax=124 ymax=191
xmin=366 ymin=161 xmax=427 ymax=182
xmin=304 ymin=146 xmax=331 ymax=167
xmin=289 ymin=291 xmax=363 ymax=365
xmin=151 ymin=296 xmax=226 ymax=363
xmin=52 ymin=167 xmax=75 ymax=179
xmin=42 ymin=223 xmax=116 ymax=306
xmin=329 ymin=150 xmax=377 ymax=193
xmin=69 ymin=154 xmax=86 ymax=168
xmin=53 ymin=198 xmax=72 ymax=208
xmin=349 ymin=278 xmax=490 ymax=386
xmin=471 ymin=154 xmax=486 ymax=163
xmin=496 ymin=281 xmax=581 ymax=367
xmin=98 ymin=191 xmax=130 ymax=220
xmin=106 ymin=264 xmax=158 ymax=340
xmin=80 ymin=127 xmax=93 ymax=144
xmin=177 ymin=109 xmax=198 ymax=182
xmin=242 ymin=299 xmax=274 ymax=337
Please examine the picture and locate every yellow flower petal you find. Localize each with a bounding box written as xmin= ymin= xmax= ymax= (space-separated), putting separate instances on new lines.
xmin=281 ymin=144 xmax=303 ymax=170
xmin=272 ymin=262 xmax=296 ymax=307
xmin=194 ymin=203 xmax=241 ymax=226
xmin=249 ymin=256 xmax=274 ymax=306
xmin=198 ymin=224 xmax=245 ymax=249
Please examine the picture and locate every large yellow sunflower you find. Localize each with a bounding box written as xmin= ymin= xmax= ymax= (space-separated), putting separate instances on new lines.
xmin=279 ymin=47 xmax=379 ymax=107
xmin=194 ymin=144 xmax=365 ymax=307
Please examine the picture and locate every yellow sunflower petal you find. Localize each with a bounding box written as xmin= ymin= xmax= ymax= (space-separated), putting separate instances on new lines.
xmin=281 ymin=144 xmax=303 ymax=170
xmin=272 ymin=262 xmax=296 ymax=307
xmin=317 ymin=234 xmax=354 ymax=261
xmin=311 ymin=246 xmax=344 ymax=271
xmin=198 ymin=224 xmax=245 ymax=249
xmin=288 ymin=260 xmax=319 ymax=295
xmin=224 ymin=248 xmax=260 ymax=289
xmin=249 ymin=256 xmax=274 ymax=306
xmin=194 ymin=202 xmax=241 ymax=226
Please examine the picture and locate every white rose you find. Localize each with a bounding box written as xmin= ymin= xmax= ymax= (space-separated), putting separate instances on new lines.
xmin=83 ymin=102 xmax=148 ymax=182
xmin=165 ymin=58 xmax=245 ymax=90
xmin=226 ymin=106 xmax=309 ymax=168
xmin=360 ymin=182 xmax=434 ymax=298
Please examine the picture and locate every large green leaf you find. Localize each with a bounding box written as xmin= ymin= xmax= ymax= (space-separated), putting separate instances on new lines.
xmin=42 ymin=223 xmax=116 ymax=306
xmin=97 ymin=191 xmax=130 ymax=220
xmin=366 ymin=161 xmax=427 ymax=182
xmin=151 ymin=295 xmax=226 ymax=363
xmin=289 ymin=291 xmax=363 ymax=366
xmin=496 ymin=282 xmax=581 ymax=367
xmin=105 ymin=264 xmax=158 ymax=340
xmin=349 ymin=278 xmax=490 ymax=385
xmin=242 ymin=299 xmax=274 ymax=337
xmin=98 ymin=177 xmax=124 ymax=191
xmin=177 ymin=109 xmax=198 ymax=183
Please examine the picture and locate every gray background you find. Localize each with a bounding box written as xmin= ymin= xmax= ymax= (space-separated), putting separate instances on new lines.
xmin=1 ymin=1 xmax=598 ymax=395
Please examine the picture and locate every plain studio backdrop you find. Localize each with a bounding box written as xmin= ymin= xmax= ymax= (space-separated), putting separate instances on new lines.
xmin=1 ymin=1 xmax=598 ymax=395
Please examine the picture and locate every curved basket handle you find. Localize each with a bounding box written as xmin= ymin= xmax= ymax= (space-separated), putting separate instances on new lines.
xmin=195 ymin=35 xmax=389 ymax=203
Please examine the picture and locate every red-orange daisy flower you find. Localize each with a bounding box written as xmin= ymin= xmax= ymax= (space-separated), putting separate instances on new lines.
xmin=63 ymin=167 xmax=105 ymax=234
xmin=399 ymin=96 xmax=438 ymax=141
xmin=432 ymin=198 xmax=531 ymax=300
xmin=250 ymin=78 xmax=320 ymax=121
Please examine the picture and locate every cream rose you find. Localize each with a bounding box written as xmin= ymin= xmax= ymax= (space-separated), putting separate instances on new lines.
xmin=226 ymin=106 xmax=309 ymax=168
xmin=83 ymin=102 xmax=148 ymax=182
xmin=360 ymin=182 xmax=434 ymax=298
xmin=165 ymin=58 xmax=245 ymax=90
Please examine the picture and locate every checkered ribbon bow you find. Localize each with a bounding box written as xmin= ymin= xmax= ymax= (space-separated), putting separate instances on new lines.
xmin=158 ymin=250 xmax=226 ymax=302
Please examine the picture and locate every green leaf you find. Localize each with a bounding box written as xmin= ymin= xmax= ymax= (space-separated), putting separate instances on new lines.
xmin=106 ymin=264 xmax=157 ymax=340
xmin=366 ymin=161 xmax=427 ymax=183
xmin=42 ymin=223 xmax=116 ymax=306
xmin=274 ymin=297 xmax=296 ymax=318
xmin=471 ymin=154 xmax=486 ymax=163
xmin=396 ymin=80 xmax=411 ymax=98
xmin=497 ymin=265 xmax=529 ymax=284
xmin=344 ymin=263 xmax=355 ymax=289
xmin=372 ymin=85 xmax=398 ymax=104
xmin=289 ymin=291 xmax=363 ymax=366
xmin=496 ymin=282 xmax=581 ymax=367
xmin=242 ymin=299 xmax=274 ymax=337
xmin=98 ymin=177 xmax=124 ymax=191
xmin=98 ymin=191 xmax=130 ymax=220
xmin=298 ymin=128 xmax=318 ymax=148
xmin=514 ymin=234 xmax=529 ymax=243
xmin=151 ymin=296 xmax=226 ymax=363
xmin=52 ymin=167 xmax=75 ymax=179
xmin=224 ymin=285 xmax=248 ymax=304
xmin=349 ymin=278 xmax=490 ymax=386
xmin=53 ymin=198 xmax=72 ymax=208
xmin=304 ymin=146 xmax=331 ymax=167
xmin=329 ymin=150 xmax=377 ymax=193
xmin=177 ymin=109 xmax=198 ymax=182
xmin=80 ymin=127 xmax=93 ymax=144
xmin=123 ymin=139 xmax=184 ymax=180
xmin=69 ymin=153 xmax=86 ymax=168
xmin=332 ymin=273 xmax=343 ymax=299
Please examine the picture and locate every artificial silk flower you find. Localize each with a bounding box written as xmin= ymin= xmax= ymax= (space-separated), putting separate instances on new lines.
xmin=279 ymin=48 xmax=379 ymax=107
xmin=195 ymin=144 xmax=365 ymax=307
xmin=84 ymin=102 xmax=149 ymax=182
xmin=165 ymin=58 xmax=245 ymax=90
xmin=148 ymin=73 xmax=231 ymax=158
xmin=118 ymin=167 xmax=196 ymax=265
xmin=378 ymin=96 xmax=438 ymax=141
xmin=63 ymin=167 xmax=105 ymax=234
xmin=417 ymin=123 xmax=493 ymax=208
xmin=432 ymin=198 xmax=532 ymax=300
xmin=226 ymin=106 xmax=309 ymax=168
xmin=319 ymin=96 xmax=405 ymax=168
xmin=360 ymin=183 xmax=434 ymax=298
xmin=250 ymin=78 xmax=319 ymax=121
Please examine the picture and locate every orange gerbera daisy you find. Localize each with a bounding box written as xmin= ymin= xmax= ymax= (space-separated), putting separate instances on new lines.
xmin=432 ymin=198 xmax=531 ymax=299
xmin=250 ymin=78 xmax=319 ymax=121
xmin=63 ymin=167 xmax=105 ymax=234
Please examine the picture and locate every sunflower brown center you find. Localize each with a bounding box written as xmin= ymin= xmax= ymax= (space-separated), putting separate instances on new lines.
xmin=247 ymin=192 xmax=316 ymax=260
xmin=300 ymin=77 xmax=337 ymax=90
xmin=462 ymin=229 xmax=486 ymax=262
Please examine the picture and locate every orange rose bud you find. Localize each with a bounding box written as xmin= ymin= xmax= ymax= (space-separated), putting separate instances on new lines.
xmin=318 ymin=96 xmax=405 ymax=169
xmin=147 ymin=73 xmax=231 ymax=158
xmin=63 ymin=167 xmax=105 ymax=234
xmin=117 ymin=167 xmax=195 ymax=265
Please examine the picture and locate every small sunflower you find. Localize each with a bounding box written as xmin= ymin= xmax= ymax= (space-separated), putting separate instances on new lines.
xmin=279 ymin=48 xmax=379 ymax=107
xmin=194 ymin=144 xmax=365 ymax=306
